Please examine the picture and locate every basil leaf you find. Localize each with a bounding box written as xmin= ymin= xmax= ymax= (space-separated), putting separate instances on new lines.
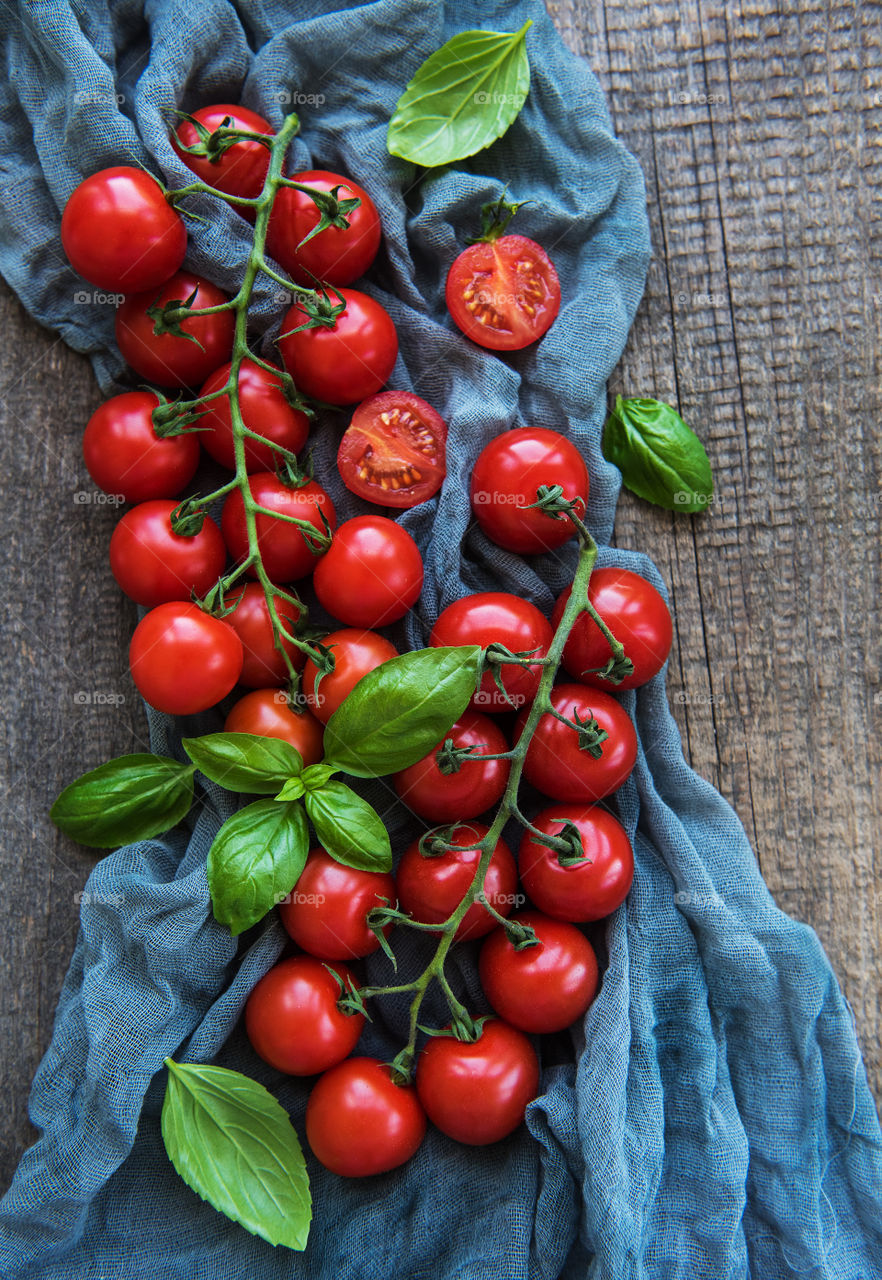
xmin=162 ymin=1059 xmax=311 ymax=1250
xmin=323 ymin=646 xmax=480 ymax=778
xmin=207 ymin=800 xmax=309 ymax=935
xmin=602 ymin=395 xmax=714 ymax=513
xmin=387 ymin=22 xmax=532 ymax=168
xmin=183 ymin=733 xmax=303 ymax=794
xmin=50 ymin=754 xmax=195 ymax=849
xmin=305 ymin=782 xmax=392 ymax=872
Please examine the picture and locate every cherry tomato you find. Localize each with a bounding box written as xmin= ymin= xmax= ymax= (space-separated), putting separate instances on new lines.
xmin=553 ymin=568 xmax=673 ymax=690
xmin=129 ymin=602 xmax=243 ymax=714
xmin=306 ymin=1057 xmax=426 ymax=1177
xmin=224 ymin=583 xmax=304 ymax=687
xmin=518 ymin=803 xmax=634 ymax=921
xmin=109 ymin=499 xmax=226 ymax=608
xmin=517 ymin=684 xmax=637 ymax=803
xmin=278 ymin=289 xmax=398 ymax=405
xmin=446 ymin=234 xmax=560 ymax=351
xmin=313 ymin=516 xmax=423 ymax=628
xmin=245 ymin=955 xmax=363 ymax=1076
xmin=302 ymin=629 xmax=398 ymax=725
xmin=82 ymin=391 xmax=200 ymax=502
xmin=478 ymin=911 xmax=599 ymax=1033
xmin=266 ymin=169 xmax=382 ymax=286
xmin=415 ymin=1019 xmax=539 ymax=1146
xmin=430 ymin=593 xmax=553 ymax=713
xmin=198 ymin=359 xmax=309 ymax=472
xmin=395 ymin=823 xmax=518 ymax=942
xmin=115 ymin=271 xmax=235 ymax=388
xmin=61 ymin=166 xmax=186 ymax=292
xmin=224 ymin=690 xmax=325 ymax=766
xmin=221 ymin=472 xmax=337 ymax=582
xmin=337 ymin=391 xmax=447 ymax=509
xmin=470 ymin=428 xmax=589 ymax=554
xmin=171 ymin=104 xmax=273 ymax=201
xmin=279 ymin=848 xmax=396 ymax=961
xmin=392 ymin=711 xmax=510 ymax=823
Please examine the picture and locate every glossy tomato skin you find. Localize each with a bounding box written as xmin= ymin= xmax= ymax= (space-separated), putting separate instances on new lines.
xmin=224 ymin=690 xmax=324 ymax=765
xmin=221 ymin=473 xmax=336 ymax=582
xmin=115 ymin=271 xmax=235 ymax=388
xmin=245 ymin=956 xmax=363 ymax=1076
xmin=415 ymin=1019 xmax=540 ymax=1146
xmin=279 ymin=848 xmax=396 ymax=961
xmin=129 ymin=602 xmax=243 ymax=714
xmin=470 ymin=428 xmax=589 ymax=554
xmin=171 ymin=104 xmax=273 ymax=200
xmin=430 ymin=593 xmax=553 ymax=713
xmin=478 ymin=911 xmax=599 ymax=1033
xmin=198 ymin=359 xmax=309 ymax=472
xmin=313 ymin=516 xmax=423 ymax=628
xmin=302 ymin=629 xmax=398 ymax=725
xmin=446 ymin=234 xmax=560 ymax=352
xmin=518 ymin=803 xmax=634 ymax=921
xmin=109 ymin=499 xmax=226 ymax=607
xmin=82 ymin=391 xmax=200 ymax=502
xmin=338 ymin=391 xmax=447 ymax=509
xmin=518 ymin=684 xmax=637 ymax=804
xmin=61 ymin=166 xmax=186 ymax=292
xmin=306 ymin=1057 xmax=426 ymax=1177
xmin=392 ymin=711 xmax=510 ymax=823
xmin=553 ymin=568 xmax=673 ymax=690
xmin=278 ymin=289 xmax=398 ymax=405
xmin=224 ymin=583 xmax=304 ymax=686
xmin=396 ymin=823 xmax=518 ymax=942
xmin=267 ymin=169 xmax=381 ymax=286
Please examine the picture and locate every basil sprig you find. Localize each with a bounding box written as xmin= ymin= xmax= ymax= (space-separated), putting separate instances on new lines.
xmin=602 ymin=395 xmax=714 ymax=512
xmin=207 ymin=800 xmax=309 ymax=936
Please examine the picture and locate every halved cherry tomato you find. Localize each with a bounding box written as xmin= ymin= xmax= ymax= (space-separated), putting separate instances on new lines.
xmin=266 ymin=169 xmax=381 ymax=286
xmin=115 ymin=271 xmax=234 ymax=388
xmin=171 ymin=104 xmax=273 ymax=201
xmin=446 ymin=234 xmax=560 ymax=351
xmin=337 ymin=391 xmax=447 ymax=508
xmin=198 ymin=360 xmax=309 ymax=472
xmin=224 ymin=690 xmax=325 ymax=766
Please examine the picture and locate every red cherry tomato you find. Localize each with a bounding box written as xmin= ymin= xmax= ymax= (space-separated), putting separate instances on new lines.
xmin=430 ymin=592 xmax=553 ymax=713
xmin=245 ymin=955 xmax=363 ymax=1076
xmin=313 ymin=516 xmax=423 ymax=628
xmin=115 ymin=271 xmax=235 ymax=388
xmin=392 ymin=711 xmax=510 ymax=823
xmin=266 ymin=169 xmax=382 ymax=286
xmin=396 ymin=823 xmax=518 ymax=942
xmin=518 ymin=803 xmax=634 ymax=921
xmin=478 ymin=911 xmax=599 ymax=1033
xmin=61 ymin=166 xmax=186 ymax=292
xmin=221 ymin=472 xmax=337 ymax=582
xmin=446 ymin=233 xmax=560 ymax=352
xmin=306 ymin=1057 xmax=426 ymax=1177
xmin=279 ymin=848 xmax=396 ymax=961
xmin=223 ymin=583 xmax=304 ymax=687
xmin=337 ymin=391 xmax=447 ymax=509
xmin=171 ymin=104 xmax=273 ymax=200
xmin=470 ymin=428 xmax=589 ymax=554
xmin=224 ymin=690 xmax=325 ymax=766
xmin=518 ymin=684 xmax=637 ymax=803
xmin=109 ymin=499 xmax=226 ymax=608
xmin=197 ymin=359 xmax=309 ymax=472
xmin=553 ymin=568 xmax=673 ymax=690
xmin=82 ymin=391 xmax=200 ymax=502
xmin=278 ymin=289 xmax=398 ymax=405
xmin=129 ymin=602 xmax=243 ymax=714
xmin=415 ymin=1019 xmax=540 ymax=1146
xmin=302 ymin=629 xmax=398 ymax=725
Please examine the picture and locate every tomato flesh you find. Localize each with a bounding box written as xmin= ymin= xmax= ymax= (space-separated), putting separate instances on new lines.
xmin=446 ymin=234 xmax=561 ymax=351
xmin=338 ymin=391 xmax=447 ymax=508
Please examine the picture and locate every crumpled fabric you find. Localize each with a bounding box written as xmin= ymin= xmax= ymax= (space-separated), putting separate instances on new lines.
xmin=1 ymin=1 xmax=881 ymax=1277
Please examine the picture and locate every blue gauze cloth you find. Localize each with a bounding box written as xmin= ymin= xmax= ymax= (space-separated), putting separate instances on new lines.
xmin=1 ymin=2 xmax=881 ymax=1277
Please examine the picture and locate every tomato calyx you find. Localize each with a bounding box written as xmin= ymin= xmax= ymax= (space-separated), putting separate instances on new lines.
xmin=280 ymin=179 xmax=364 ymax=249
xmin=502 ymin=918 xmax=540 ymax=951
xmin=416 ymin=824 xmax=473 ymax=859
xmin=280 ymin=283 xmax=348 ymax=335
xmin=529 ymin=818 xmax=592 ymax=868
xmin=435 ymin=738 xmax=482 ymax=776
xmin=418 ymin=1012 xmax=490 ymax=1044
xmin=146 ymin=286 xmax=207 ymax=346
xmin=526 ymin=482 xmax=586 ymax=523
xmin=150 ymin=392 xmax=206 ymax=438
xmin=169 ymin=495 xmax=209 ymax=538
xmin=467 ymin=193 xmax=530 ymax=246
xmin=591 ymin=652 xmax=636 ymax=685
xmin=334 ymin=977 xmax=372 ymax=1021
xmin=548 ymin=706 xmax=610 ymax=759
xmin=479 ymin=641 xmax=547 ymax=707
xmin=168 ymin=110 xmax=272 ymax=163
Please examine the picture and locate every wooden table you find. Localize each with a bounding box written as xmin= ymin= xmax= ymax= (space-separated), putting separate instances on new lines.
xmin=1 ymin=1 xmax=879 ymax=1190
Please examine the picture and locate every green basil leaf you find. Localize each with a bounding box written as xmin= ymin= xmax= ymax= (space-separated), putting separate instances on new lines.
xmin=162 ymin=1059 xmax=310 ymax=1250
xmin=207 ymin=800 xmax=308 ymax=935
xmin=50 ymin=754 xmax=195 ymax=849
xmin=183 ymin=733 xmax=303 ymax=794
xmin=305 ymin=782 xmax=392 ymax=872
xmin=602 ymin=395 xmax=714 ymax=513
xmin=322 ymin=646 xmax=480 ymax=778
xmin=387 ymin=22 xmax=532 ymax=168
